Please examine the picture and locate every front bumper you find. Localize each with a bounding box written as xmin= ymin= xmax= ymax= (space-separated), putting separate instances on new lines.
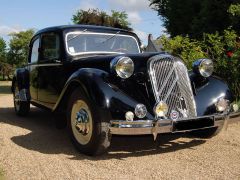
xmin=110 ymin=114 xmax=229 ymax=139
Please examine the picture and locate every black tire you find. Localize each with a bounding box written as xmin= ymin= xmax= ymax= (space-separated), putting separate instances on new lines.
xmin=67 ymin=88 xmax=111 ymax=156
xmin=13 ymin=82 xmax=30 ymax=116
xmin=189 ymin=127 xmax=221 ymax=138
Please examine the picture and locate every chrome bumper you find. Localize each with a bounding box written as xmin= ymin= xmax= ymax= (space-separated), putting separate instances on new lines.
xmin=110 ymin=115 xmax=229 ymax=139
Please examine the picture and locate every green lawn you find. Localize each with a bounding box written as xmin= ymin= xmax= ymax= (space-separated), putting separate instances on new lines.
xmin=0 ymin=81 xmax=11 ymax=95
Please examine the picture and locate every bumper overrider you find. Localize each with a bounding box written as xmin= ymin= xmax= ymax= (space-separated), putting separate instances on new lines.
xmin=109 ymin=114 xmax=236 ymax=140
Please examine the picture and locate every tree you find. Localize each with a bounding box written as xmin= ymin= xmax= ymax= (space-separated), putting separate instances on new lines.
xmin=228 ymin=3 xmax=240 ymax=32
xmin=0 ymin=37 xmax=10 ymax=80
xmin=0 ymin=62 xmax=13 ymax=80
xmin=7 ymin=29 xmax=35 ymax=67
xmin=72 ymin=9 xmax=132 ymax=30
xmin=0 ymin=37 xmax=7 ymax=59
xmin=110 ymin=10 xmax=130 ymax=30
xmin=150 ymin=0 xmax=240 ymax=38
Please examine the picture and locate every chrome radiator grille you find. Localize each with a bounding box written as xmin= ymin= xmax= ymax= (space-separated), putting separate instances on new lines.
xmin=148 ymin=55 xmax=197 ymax=119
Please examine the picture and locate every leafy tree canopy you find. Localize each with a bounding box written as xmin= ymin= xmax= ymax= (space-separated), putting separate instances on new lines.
xmin=8 ymin=29 xmax=35 ymax=67
xmin=0 ymin=37 xmax=11 ymax=80
xmin=228 ymin=3 xmax=240 ymax=31
xmin=72 ymin=9 xmax=132 ymax=31
xmin=0 ymin=37 xmax=6 ymax=58
xmin=228 ymin=3 xmax=240 ymax=16
xmin=150 ymin=0 xmax=240 ymax=38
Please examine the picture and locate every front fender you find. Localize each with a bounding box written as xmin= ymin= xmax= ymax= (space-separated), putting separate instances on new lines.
xmin=194 ymin=76 xmax=233 ymax=116
xmin=54 ymin=68 xmax=153 ymax=120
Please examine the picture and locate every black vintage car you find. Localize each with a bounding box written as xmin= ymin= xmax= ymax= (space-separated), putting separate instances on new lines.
xmin=12 ymin=25 xmax=234 ymax=155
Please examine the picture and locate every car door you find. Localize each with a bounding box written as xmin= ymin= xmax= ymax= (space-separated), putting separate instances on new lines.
xmin=37 ymin=32 xmax=64 ymax=108
xmin=28 ymin=36 xmax=40 ymax=101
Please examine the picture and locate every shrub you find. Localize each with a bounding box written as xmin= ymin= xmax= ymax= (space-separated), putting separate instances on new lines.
xmin=155 ymin=29 xmax=240 ymax=99
xmin=156 ymin=35 xmax=206 ymax=69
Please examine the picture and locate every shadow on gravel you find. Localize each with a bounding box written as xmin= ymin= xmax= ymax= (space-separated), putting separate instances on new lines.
xmin=0 ymin=107 xmax=206 ymax=160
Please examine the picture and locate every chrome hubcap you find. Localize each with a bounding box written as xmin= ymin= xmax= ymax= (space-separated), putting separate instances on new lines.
xmin=71 ymin=100 xmax=93 ymax=145
xmin=75 ymin=109 xmax=90 ymax=135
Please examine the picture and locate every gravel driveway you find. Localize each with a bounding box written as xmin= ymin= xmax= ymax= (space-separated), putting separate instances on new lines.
xmin=0 ymin=82 xmax=240 ymax=179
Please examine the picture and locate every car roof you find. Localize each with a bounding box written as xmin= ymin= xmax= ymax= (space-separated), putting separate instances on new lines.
xmin=34 ymin=25 xmax=135 ymax=36
xmin=30 ymin=25 xmax=141 ymax=46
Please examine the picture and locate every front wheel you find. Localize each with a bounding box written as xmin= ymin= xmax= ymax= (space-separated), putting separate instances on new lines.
xmin=67 ymin=88 xmax=111 ymax=156
xmin=13 ymin=82 xmax=30 ymax=116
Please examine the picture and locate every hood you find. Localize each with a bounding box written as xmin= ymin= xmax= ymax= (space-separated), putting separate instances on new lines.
xmin=67 ymin=52 xmax=165 ymax=74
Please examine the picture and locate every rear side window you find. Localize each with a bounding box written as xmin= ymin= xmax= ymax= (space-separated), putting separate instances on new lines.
xmin=41 ymin=33 xmax=60 ymax=61
xmin=30 ymin=38 xmax=40 ymax=63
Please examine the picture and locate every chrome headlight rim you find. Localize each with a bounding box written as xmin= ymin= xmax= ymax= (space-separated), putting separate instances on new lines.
xmin=193 ymin=58 xmax=214 ymax=78
xmin=111 ymin=56 xmax=134 ymax=79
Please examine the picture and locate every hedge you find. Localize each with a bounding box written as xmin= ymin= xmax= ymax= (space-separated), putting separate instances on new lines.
xmin=155 ymin=29 xmax=240 ymax=99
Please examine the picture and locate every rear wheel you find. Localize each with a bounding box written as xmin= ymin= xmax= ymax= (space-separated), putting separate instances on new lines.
xmin=189 ymin=127 xmax=221 ymax=138
xmin=13 ymin=82 xmax=30 ymax=116
xmin=67 ymin=88 xmax=111 ymax=156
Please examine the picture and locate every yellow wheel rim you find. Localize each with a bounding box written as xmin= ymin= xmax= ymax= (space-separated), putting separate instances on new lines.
xmin=71 ymin=100 xmax=93 ymax=145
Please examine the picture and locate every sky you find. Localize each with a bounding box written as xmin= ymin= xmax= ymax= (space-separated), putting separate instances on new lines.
xmin=0 ymin=0 xmax=165 ymax=45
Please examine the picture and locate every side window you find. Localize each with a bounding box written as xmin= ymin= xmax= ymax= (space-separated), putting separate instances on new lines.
xmin=30 ymin=38 xmax=40 ymax=63
xmin=41 ymin=33 xmax=60 ymax=61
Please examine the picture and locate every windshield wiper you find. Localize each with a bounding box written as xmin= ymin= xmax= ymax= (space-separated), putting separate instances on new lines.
xmin=98 ymin=31 xmax=120 ymax=45
xmin=67 ymin=29 xmax=88 ymax=42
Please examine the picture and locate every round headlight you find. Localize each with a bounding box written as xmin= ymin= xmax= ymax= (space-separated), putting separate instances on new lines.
xmin=199 ymin=59 xmax=214 ymax=77
xmin=112 ymin=57 xmax=134 ymax=79
xmin=193 ymin=59 xmax=214 ymax=77
xmin=135 ymin=104 xmax=147 ymax=118
xmin=154 ymin=101 xmax=168 ymax=118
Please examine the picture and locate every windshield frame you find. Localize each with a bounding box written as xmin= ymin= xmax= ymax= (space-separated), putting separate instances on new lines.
xmin=65 ymin=31 xmax=141 ymax=56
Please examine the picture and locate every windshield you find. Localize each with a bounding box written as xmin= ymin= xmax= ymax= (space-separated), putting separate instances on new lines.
xmin=65 ymin=31 xmax=140 ymax=55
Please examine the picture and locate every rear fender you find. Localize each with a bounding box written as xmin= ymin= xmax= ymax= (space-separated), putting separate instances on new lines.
xmin=12 ymin=68 xmax=30 ymax=101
